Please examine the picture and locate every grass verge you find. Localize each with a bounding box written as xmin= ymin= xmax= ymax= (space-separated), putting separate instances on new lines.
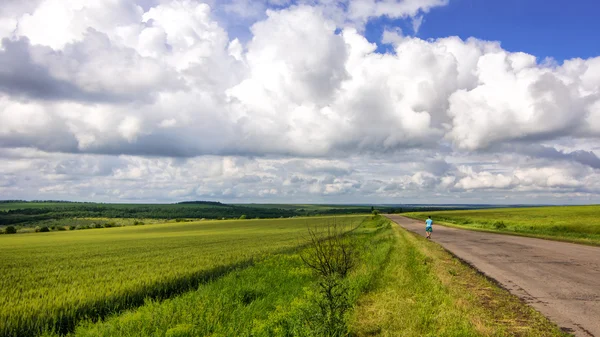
xmin=350 ymin=223 xmax=569 ymax=337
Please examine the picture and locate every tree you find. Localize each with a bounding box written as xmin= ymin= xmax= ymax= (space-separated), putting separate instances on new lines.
xmin=4 ymin=226 xmax=16 ymax=234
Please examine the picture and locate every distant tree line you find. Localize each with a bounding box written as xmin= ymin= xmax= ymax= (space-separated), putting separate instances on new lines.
xmin=0 ymin=201 xmax=471 ymax=226
xmin=0 ymin=203 xmax=371 ymax=226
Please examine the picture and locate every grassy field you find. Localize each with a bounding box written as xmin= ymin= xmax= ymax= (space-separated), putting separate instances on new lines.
xmin=406 ymin=205 xmax=600 ymax=245
xmin=40 ymin=216 xmax=394 ymax=337
xmin=0 ymin=216 xmax=364 ymax=337
xmin=2 ymin=214 xmax=569 ymax=337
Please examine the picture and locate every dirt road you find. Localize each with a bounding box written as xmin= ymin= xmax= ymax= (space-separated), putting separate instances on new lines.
xmin=386 ymin=215 xmax=600 ymax=337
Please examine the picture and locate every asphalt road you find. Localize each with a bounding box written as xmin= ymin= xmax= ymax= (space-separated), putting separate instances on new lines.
xmin=386 ymin=215 xmax=600 ymax=337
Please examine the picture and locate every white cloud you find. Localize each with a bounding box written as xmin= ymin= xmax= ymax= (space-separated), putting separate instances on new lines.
xmin=411 ymin=15 xmax=423 ymax=33
xmin=382 ymin=27 xmax=404 ymax=45
xmin=1 ymin=0 xmax=600 ymax=203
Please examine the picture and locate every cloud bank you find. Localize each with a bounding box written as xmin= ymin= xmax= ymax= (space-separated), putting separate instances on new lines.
xmin=1 ymin=0 xmax=599 ymax=203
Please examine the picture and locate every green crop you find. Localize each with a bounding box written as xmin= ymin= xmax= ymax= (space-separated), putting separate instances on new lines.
xmin=0 ymin=216 xmax=364 ymax=337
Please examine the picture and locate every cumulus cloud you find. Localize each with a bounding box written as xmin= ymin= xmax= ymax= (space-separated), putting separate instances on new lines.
xmin=0 ymin=0 xmax=599 ymax=203
xmin=2 ymin=1 xmax=598 ymax=158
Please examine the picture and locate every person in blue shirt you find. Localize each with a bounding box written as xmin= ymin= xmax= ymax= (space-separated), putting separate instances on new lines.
xmin=425 ymin=216 xmax=433 ymax=239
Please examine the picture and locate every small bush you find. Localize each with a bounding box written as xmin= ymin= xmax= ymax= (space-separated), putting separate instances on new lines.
xmin=493 ymin=221 xmax=506 ymax=230
xmin=35 ymin=226 xmax=42 ymax=233
xmin=93 ymin=223 xmax=104 ymax=229
xmin=39 ymin=226 xmax=50 ymax=233
xmin=301 ymin=221 xmax=356 ymax=336
xmin=69 ymin=225 xmax=76 ymax=230
xmin=239 ymin=215 xmax=247 ymax=220
xmin=4 ymin=226 xmax=17 ymax=234
xmin=133 ymin=220 xmax=145 ymax=226
xmin=76 ymin=225 xmax=88 ymax=230
xmin=57 ymin=226 xmax=67 ymax=231
xmin=104 ymin=222 xmax=117 ymax=228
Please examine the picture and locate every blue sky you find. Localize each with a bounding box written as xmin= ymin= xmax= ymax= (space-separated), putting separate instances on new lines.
xmin=366 ymin=0 xmax=600 ymax=62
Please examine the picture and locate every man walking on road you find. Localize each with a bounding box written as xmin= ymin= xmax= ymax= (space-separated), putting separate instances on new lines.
xmin=425 ymin=216 xmax=433 ymax=239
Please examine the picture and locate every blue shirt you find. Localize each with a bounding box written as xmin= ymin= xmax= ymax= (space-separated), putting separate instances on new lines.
xmin=425 ymin=219 xmax=433 ymax=227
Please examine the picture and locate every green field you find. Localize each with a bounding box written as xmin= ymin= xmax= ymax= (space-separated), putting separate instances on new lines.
xmin=1 ymin=214 xmax=567 ymax=337
xmin=38 ymin=216 xmax=392 ymax=337
xmin=0 ymin=216 xmax=363 ymax=336
xmin=406 ymin=205 xmax=600 ymax=245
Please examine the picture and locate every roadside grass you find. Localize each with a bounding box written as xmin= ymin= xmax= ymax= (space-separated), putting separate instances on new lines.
xmin=350 ymin=224 xmax=569 ymax=337
xmin=0 ymin=216 xmax=364 ymax=337
xmin=405 ymin=205 xmax=600 ymax=246
xmin=40 ymin=216 xmax=394 ymax=337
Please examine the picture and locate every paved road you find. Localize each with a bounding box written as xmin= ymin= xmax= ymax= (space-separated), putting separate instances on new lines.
xmin=386 ymin=215 xmax=600 ymax=337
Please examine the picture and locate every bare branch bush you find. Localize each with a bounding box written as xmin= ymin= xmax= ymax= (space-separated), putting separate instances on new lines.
xmin=300 ymin=219 xmax=357 ymax=336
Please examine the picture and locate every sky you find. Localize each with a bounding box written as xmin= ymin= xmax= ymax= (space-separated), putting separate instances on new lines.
xmin=0 ymin=0 xmax=600 ymax=204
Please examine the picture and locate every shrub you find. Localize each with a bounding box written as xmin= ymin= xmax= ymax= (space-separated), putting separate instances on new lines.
xmin=69 ymin=225 xmax=76 ymax=230
xmin=493 ymin=221 xmax=507 ymax=230
xmin=93 ymin=223 xmax=104 ymax=229
xmin=104 ymin=222 xmax=117 ymax=228
xmin=35 ymin=226 xmax=42 ymax=233
xmin=57 ymin=226 xmax=66 ymax=231
xmin=300 ymin=221 xmax=356 ymax=336
xmin=239 ymin=215 xmax=247 ymax=220
xmin=4 ymin=226 xmax=17 ymax=234
xmin=39 ymin=226 xmax=50 ymax=233
xmin=133 ymin=220 xmax=145 ymax=226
